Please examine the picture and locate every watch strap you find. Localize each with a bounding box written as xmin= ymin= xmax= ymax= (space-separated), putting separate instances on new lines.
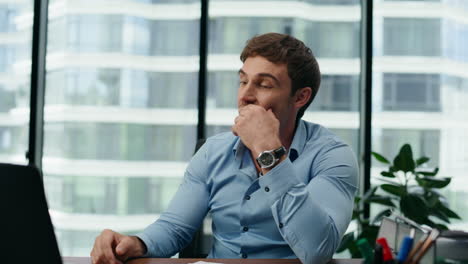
xmin=272 ymin=146 xmax=286 ymax=159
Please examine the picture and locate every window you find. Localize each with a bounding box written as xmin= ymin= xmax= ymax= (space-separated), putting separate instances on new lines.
xmin=374 ymin=1 xmax=468 ymax=231
xmin=44 ymin=123 xmax=196 ymax=161
xmin=304 ymin=22 xmax=360 ymax=58
xmin=6 ymin=0 xmax=468 ymax=257
xmin=0 ymin=3 xmax=32 ymax=164
xmin=69 ymin=15 xmax=123 ymax=53
xmin=383 ymin=73 xmax=441 ymax=111
xmin=210 ymin=17 xmax=292 ymax=54
xmin=309 ymin=75 xmax=360 ymax=111
xmin=384 ymin=18 xmax=441 ymax=56
xmin=374 ymin=129 xmax=440 ymax=167
xmin=42 ymin=1 xmax=200 ymax=256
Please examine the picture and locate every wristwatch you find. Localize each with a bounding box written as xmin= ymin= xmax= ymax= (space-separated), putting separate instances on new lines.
xmin=256 ymin=146 xmax=286 ymax=169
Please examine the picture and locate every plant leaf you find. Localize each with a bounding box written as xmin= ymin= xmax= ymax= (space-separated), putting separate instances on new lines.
xmin=362 ymin=186 xmax=378 ymax=203
xmin=416 ymin=157 xmax=430 ymax=166
xmin=426 ymin=192 xmax=439 ymax=208
xmin=400 ymin=194 xmax=429 ymax=223
xmin=434 ymin=223 xmax=449 ymax=230
xmin=429 ymin=209 xmax=451 ymax=223
xmin=371 ymin=209 xmax=393 ymax=225
xmin=393 ymin=144 xmax=415 ymax=173
xmin=436 ymin=202 xmax=461 ymax=219
xmin=381 ymin=184 xmax=405 ymax=197
xmin=336 ymin=232 xmax=355 ymax=253
xmin=372 ymin=152 xmax=390 ymax=164
xmin=368 ymin=196 xmax=396 ymax=207
xmin=380 ymin=171 xmax=395 ymax=178
xmin=352 ymin=209 xmax=361 ymax=220
xmin=418 ymin=167 xmax=439 ymax=177
xmin=357 ymin=225 xmax=380 ymax=247
xmin=416 ymin=177 xmax=451 ymax=189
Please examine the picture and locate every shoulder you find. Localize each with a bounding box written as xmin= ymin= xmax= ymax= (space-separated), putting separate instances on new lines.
xmin=301 ymin=120 xmax=349 ymax=150
xmin=300 ymin=120 xmax=358 ymax=171
xmin=204 ymin=132 xmax=238 ymax=152
xmin=298 ymin=121 xmax=358 ymax=187
xmin=190 ymin=132 xmax=237 ymax=164
xmin=186 ymin=132 xmax=237 ymax=180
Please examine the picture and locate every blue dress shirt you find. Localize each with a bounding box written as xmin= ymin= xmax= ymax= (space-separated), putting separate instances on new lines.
xmin=137 ymin=120 xmax=358 ymax=264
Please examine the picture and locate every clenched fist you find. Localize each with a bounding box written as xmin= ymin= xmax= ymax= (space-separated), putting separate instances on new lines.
xmin=232 ymin=104 xmax=283 ymax=158
xmin=90 ymin=229 xmax=147 ymax=264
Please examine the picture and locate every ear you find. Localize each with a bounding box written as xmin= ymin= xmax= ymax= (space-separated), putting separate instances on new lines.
xmin=293 ymin=87 xmax=312 ymax=109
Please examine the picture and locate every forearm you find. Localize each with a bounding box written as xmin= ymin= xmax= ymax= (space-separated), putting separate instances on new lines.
xmin=258 ymin=150 xmax=358 ymax=264
xmin=136 ymin=216 xmax=196 ymax=257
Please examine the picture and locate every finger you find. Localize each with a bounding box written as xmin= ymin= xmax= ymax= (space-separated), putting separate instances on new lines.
xmin=238 ymin=104 xmax=255 ymax=115
xmin=94 ymin=230 xmax=121 ymax=264
xmin=102 ymin=247 xmax=118 ymax=264
xmin=90 ymin=253 xmax=96 ymax=264
xmin=267 ymin=108 xmax=275 ymax=117
xmin=115 ymin=237 xmax=136 ymax=260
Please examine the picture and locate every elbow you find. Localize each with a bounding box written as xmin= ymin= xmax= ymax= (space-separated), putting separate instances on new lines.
xmin=298 ymin=218 xmax=340 ymax=264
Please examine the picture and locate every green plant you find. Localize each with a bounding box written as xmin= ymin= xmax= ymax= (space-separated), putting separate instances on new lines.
xmin=337 ymin=143 xmax=461 ymax=257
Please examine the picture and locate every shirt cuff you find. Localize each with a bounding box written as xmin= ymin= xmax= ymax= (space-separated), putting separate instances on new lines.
xmin=258 ymin=158 xmax=304 ymax=205
xmin=134 ymin=232 xmax=155 ymax=257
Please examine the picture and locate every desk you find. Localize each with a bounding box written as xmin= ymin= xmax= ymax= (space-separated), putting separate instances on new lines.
xmin=63 ymin=257 xmax=362 ymax=264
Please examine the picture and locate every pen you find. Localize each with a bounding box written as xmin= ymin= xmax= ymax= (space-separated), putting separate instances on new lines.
xmin=357 ymin=238 xmax=374 ymax=264
xmin=374 ymin=243 xmax=383 ymax=264
xmin=397 ymin=228 xmax=415 ymax=263
xmin=403 ymin=233 xmax=428 ymax=264
xmin=377 ymin=237 xmax=395 ymax=264
xmin=411 ymin=229 xmax=440 ymax=264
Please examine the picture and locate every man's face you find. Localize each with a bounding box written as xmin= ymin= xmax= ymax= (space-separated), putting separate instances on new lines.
xmin=237 ymin=56 xmax=297 ymax=132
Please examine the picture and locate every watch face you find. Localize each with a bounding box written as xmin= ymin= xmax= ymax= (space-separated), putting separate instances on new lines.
xmin=259 ymin=152 xmax=275 ymax=167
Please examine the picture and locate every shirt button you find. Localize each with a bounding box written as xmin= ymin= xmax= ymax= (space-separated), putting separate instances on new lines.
xmin=264 ymin=186 xmax=270 ymax=192
xmin=279 ymin=223 xmax=284 ymax=228
xmin=242 ymin=253 xmax=247 ymax=258
xmin=245 ymin=195 xmax=250 ymax=200
xmin=243 ymin=226 xmax=249 ymax=232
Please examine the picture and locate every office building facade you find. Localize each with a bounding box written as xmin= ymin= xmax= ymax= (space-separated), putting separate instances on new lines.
xmin=0 ymin=0 xmax=467 ymax=256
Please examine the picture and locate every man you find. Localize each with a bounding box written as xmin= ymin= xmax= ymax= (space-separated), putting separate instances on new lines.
xmin=91 ymin=33 xmax=358 ymax=264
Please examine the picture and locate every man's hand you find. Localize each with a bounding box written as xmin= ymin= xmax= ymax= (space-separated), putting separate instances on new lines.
xmin=90 ymin=229 xmax=147 ymax=264
xmin=232 ymin=104 xmax=282 ymax=158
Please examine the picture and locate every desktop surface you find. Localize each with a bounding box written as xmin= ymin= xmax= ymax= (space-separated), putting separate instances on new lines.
xmin=63 ymin=257 xmax=362 ymax=264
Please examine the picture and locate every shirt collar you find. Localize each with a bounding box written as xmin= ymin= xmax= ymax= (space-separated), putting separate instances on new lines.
xmin=232 ymin=119 xmax=308 ymax=162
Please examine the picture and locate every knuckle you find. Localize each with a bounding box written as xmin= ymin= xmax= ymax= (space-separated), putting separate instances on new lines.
xmin=104 ymin=252 xmax=115 ymax=262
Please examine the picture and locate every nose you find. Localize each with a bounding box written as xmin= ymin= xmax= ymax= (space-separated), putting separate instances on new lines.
xmin=238 ymin=82 xmax=257 ymax=106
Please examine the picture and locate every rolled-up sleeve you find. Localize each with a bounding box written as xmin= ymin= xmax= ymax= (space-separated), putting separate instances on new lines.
xmin=258 ymin=142 xmax=358 ymax=264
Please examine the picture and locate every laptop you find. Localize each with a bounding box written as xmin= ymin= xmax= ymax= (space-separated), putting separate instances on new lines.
xmin=1 ymin=163 xmax=63 ymax=264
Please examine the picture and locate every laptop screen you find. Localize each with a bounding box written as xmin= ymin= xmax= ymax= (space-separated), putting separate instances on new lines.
xmin=1 ymin=163 xmax=63 ymax=264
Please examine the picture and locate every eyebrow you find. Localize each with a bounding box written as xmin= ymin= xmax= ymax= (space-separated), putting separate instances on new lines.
xmin=238 ymin=69 xmax=280 ymax=86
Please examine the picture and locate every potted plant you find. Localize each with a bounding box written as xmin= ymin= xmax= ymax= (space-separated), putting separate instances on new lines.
xmin=337 ymin=143 xmax=461 ymax=257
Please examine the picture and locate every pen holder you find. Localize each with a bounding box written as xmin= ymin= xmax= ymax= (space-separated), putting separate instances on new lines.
xmin=377 ymin=216 xmax=434 ymax=264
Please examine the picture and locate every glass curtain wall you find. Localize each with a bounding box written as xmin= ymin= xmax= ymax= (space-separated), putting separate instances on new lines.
xmin=0 ymin=1 xmax=33 ymax=164
xmin=372 ymin=0 xmax=468 ymax=229
xmin=42 ymin=0 xmax=200 ymax=256
xmin=9 ymin=0 xmax=468 ymax=258
xmin=206 ymin=0 xmax=361 ymax=155
xmin=205 ymin=0 xmax=362 ymax=257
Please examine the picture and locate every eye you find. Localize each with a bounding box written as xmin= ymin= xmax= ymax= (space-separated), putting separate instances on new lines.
xmin=239 ymin=81 xmax=247 ymax=86
xmin=260 ymin=83 xmax=273 ymax=89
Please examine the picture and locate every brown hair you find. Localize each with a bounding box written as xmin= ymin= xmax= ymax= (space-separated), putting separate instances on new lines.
xmin=240 ymin=33 xmax=321 ymax=121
